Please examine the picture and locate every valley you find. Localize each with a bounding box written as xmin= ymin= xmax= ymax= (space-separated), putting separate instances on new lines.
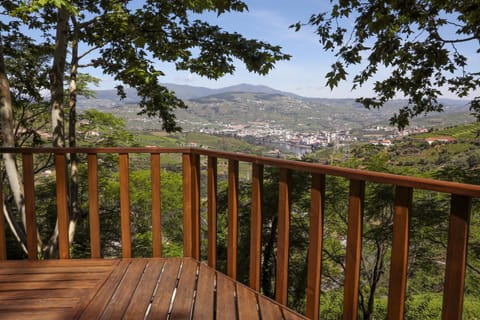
xmin=78 ymin=83 xmax=476 ymax=157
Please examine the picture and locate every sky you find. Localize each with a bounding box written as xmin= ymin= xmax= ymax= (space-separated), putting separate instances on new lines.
xmin=91 ymin=1 xmax=479 ymax=99
xmin=94 ymin=0 xmax=361 ymax=98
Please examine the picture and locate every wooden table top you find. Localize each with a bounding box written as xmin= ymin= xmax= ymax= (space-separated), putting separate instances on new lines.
xmin=0 ymin=257 xmax=306 ymax=319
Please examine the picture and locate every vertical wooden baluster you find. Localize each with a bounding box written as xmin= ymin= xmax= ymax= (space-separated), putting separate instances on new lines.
xmin=249 ymin=163 xmax=263 ymax=291
xmin=23 ymin=153 xmax=37 ymax=260
xmin=306 ymin=173 xmax=325 ymax=320
xmin=87 ymin=153 xmax=101 ymax=258
xmin=151 ymin=153 xmax=162 ymax=257
xmin=55 ymin=154 xmax=69 ymax=259
xmin=442 ymin=195 xmax=471 ymax=320
xmin=227 ymin=159 xmax=239 ymax=279
xmin=275 ymin=168 xmax=291 ymax=305
xmin=387 ymin=186 xmax=412 ymax=320
xmin=207 ymin=156 xmax=218 ymax=268
xmin=0 ymin=177 xmax=6 ymax=260
xmin=191 ymin=154 xmax=201 ymax=260
xmin=119 ymin=153 xmax=131 ymax=258
xmin=343 ymin=179 xmax=365 ymax=320
xmin=183 ymin=153 xmax=193 ymax=257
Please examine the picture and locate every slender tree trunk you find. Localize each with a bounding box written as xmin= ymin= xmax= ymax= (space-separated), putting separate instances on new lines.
xmin=45 ymin=7 xmax=69 ymax=258
xmin=0 ymin=33 xmax=28 ymax=253
xmin=68 ymin=19 xmax=80 ymax=243
xmin=261 ymin=216 xmax=278 ymax=297
xmin=361 ymin=241 xmax=386 ymax=320
xmin=50 ymin=7 xmax=68 ymax=148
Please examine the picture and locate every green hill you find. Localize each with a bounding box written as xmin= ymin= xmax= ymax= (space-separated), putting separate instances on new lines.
xmin=306 ymin=122 xmax=480 ymax=183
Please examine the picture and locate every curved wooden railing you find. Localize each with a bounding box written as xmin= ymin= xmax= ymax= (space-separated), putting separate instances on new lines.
xmin=0 ymin=147 xmax=479 ymax=320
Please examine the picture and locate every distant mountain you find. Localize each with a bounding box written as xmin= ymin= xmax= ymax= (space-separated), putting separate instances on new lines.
xmin=77 ymin=83 xmax=474 ymax=133
xmin=77 ymin=83 xmax=299 ymax=109
xmin=158 ymin=83 xmax=300 ymax=100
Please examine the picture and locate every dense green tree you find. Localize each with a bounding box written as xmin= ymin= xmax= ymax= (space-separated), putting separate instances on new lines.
xmin=293 ymin=0 xmax=480 ymax=128
xmin=0 ymin=0 xmax=289 ymax=257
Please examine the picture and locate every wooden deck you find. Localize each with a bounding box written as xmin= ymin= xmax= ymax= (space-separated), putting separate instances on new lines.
xmin=0 ymin=257 xmax=306 ymax=320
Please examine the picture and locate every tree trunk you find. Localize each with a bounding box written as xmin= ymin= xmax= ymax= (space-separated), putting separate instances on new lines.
xmin=68 ymin=20 xmax=80 ymax=243
xmin=362 ymin=241 xmax=386 ymax=320
xmin=45 ymin=7 xmax=69 ymax=258
xmin=261 ymin=216 xmax=278 ymax=298
xmin=50 ymin=7 xmax=68 ymax=148
xmin=0 ymin=33 xmax=29 ymax=253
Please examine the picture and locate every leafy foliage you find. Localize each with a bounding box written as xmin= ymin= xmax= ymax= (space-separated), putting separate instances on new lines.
xmin=1 ymin=0 xmax=290 ymax=132
xmin=293 ymin=0 xmax=480 ymax=129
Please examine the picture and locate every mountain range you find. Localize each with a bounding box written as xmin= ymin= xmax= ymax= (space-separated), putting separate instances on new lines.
xmin=77 ymin=83 xmax=474 ymax=132
xmin=79 ymin=83 xmax=299 ymax=105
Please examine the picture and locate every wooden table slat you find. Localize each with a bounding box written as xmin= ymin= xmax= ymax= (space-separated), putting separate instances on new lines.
xmin=148 ymin=258 xmax=182 ymax=318
xmin=0 ymin=280 xmax=100 ymax=291
xmin=0 ymin=289 xmax=91 ymax=300
xmin=123 ymin=259 xmax=165 ymax=319
xmin=236 ymin=283 xmax=260 ymax=320
xmin=0 ymin=298 xmax=80 ymax=310
xmin=0 ymin=272 xmax=108 ymax=282
xmin=216 ymin=272 xmax=238 ymax=320
xmin=0 ymin=266 xmax=113 ymax=275
xmin=170 ymin=258 xmax=198 ymax=319
xmin=283 ymin=307 xmax=307 ymax=320
xmin=0 ymin=310 xmax=77 ymax=320
xmin=0 ymin=259 xmax=118 ymax=267
xmin=100 ymin=259 xmax=148 ymax=319
xmin=258 ymin=295 xmax=283 ymax=320
xmin=79 ymin=260 xmax=131 ymax=319
xmin=192 ymin=263 xmax=215 ymax=319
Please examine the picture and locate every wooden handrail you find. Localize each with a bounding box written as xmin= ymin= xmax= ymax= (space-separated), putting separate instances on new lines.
xmin=190 ymin=148 xmax=480 ymax=197
xmin=2 ymin=146 xmax=480 ymax=196
xmin=0 ymin=147 xmax=477 ymax=320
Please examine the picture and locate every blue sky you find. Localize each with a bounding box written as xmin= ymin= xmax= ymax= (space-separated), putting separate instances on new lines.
xmin=93 ymin=1 xmax=479 ymax=99
xmin=95 ymin=0 xmax=362 ymax=98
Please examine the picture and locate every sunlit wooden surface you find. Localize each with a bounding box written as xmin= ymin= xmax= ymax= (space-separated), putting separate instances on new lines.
xmin=0 ymin=257 xmax=306 ymax=320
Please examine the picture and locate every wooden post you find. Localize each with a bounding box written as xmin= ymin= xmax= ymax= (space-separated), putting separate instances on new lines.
xmin=227 ymin=159 xmax=239 ymax=279
xmin=22 ymin=153 xmax=37 ymax=260
xmin=275 ymin=168 xmax=291 ymax=305
xmin=87 ymin=153 xmax=101 ymax=258
xmin=442 ymin=195 xmax=471 ymax=320
xmin=306 ymin=173 xmax=325 ymax=320
xmin=387 ymin=186 xmax=412 ymax=319
xmin=119 ymin=153 xmax=131 ymax=258
xmin=191 ymin=154 xmax=201 ymax=260
xmin=151 ymin=153 xmax=162 ymax=258
xmin=249 ymin=163 xmax=263 ymax=291
xmin=183 ymin=153 xmax=193 ymax=257
xmin=343 ymin=179 xmax=365 ymax=320
xmin=55 ymin=154 xmax=69 ymax=259
xmin=207 ymin=156 xmax=218 ymax=268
